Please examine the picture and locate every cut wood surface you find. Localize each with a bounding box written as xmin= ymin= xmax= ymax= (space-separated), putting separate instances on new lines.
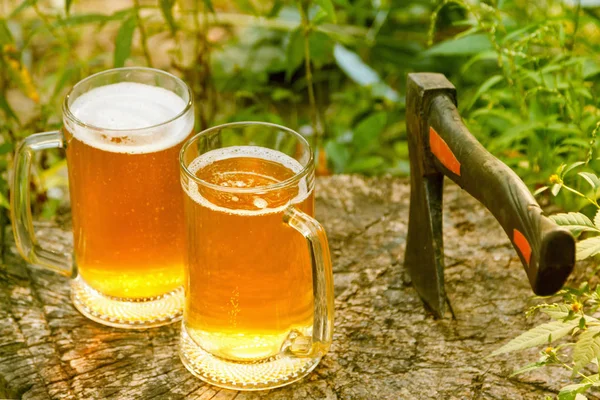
xmin=0 ymin=176 xmax=583 ymax=399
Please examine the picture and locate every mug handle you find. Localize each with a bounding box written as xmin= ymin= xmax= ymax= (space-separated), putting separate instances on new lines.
xmin=283 ymin=206 xmax=334 ymax=358
xmin=11 ymin=131 xmax=73 ymax=276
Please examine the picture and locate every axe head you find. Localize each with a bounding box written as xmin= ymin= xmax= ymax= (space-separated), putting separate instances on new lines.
xmin=404 ymin=74 xmax=453 ymax=318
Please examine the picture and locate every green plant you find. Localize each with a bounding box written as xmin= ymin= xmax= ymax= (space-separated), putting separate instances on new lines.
xmin=427 ymin=0 xmax=600 ymax=192
xmin=490 ymin=162 xmax=600 ymax=399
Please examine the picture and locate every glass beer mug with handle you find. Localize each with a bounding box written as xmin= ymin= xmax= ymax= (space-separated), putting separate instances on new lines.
xmin=179 ymin=122 xmax=334 ymax=390
xmin=11 ymin=67 xmax=194 ymax=328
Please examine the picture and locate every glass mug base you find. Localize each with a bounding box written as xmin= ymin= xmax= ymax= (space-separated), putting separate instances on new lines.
xmin=71 ymin=276 xmax=184 ymax=329
xmin=179 ymin=325 xmax=321 ymax=391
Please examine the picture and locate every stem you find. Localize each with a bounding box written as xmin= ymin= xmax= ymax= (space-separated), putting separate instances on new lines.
xmin=569 ymin=0 xmax=582 ymax=52
xmin=560 ymin=360 xmax=596 ymax=384
xmin=134 ymin=0 xmax=154 ymax=68
xmin=586 ymin=121 xmax=600 ymax=164
xmin=298 ymin=1 xmax=321 ymax=151
xmin=562 ymin=184 xmax=600 ymax=208
xmin=0 ymin=208 xmax=5 ymax=263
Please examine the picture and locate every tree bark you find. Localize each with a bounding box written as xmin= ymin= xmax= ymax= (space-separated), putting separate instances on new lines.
xmin=0 ymin=176 xmax=583 ymax=399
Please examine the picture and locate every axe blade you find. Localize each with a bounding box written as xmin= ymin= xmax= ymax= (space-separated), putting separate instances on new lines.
xmin=405 ymin=172 xmax=446 ymax=317
xmin=404 ymin=74 xmax=453 ymax=318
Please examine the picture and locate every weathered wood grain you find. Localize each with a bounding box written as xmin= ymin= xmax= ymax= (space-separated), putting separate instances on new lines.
xmin=0 ymin=176 xmax=584 ymax=399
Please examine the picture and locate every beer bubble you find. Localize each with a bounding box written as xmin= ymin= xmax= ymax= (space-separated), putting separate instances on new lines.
xmin=253 ymin=197 xmax=268 ymax=209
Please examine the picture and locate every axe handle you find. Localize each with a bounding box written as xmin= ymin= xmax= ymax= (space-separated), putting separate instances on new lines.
xmin=427 ymin=94 xmax=575 ymax=295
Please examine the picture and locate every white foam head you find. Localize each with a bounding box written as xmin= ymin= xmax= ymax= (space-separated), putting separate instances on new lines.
xmin=185 ymin=146 xmax=312 ymax=216
xmin=66 ymin=82 xmax=193 ymax=154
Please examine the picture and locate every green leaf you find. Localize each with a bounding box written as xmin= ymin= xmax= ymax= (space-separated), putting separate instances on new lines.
xmin=56 ymin=8 xmax=133 ymax=27
xmin=266 ymin=0 xmax=282 ymax=17
xmin=270 ymin=88 xmax=295 ymax=102
xmin=564 ymin=161 xmax=586 ymax=176
xmin=0 ymin=142 xmax=14 ymax=155
xmin=353 ymin=112 xmax=387 ymax=154
xmin=53 ymin=65 xmax=79 ymax=98
xmin=315 ymin=0 xmax=336 ymax=23
xmin=0 ymin=191 xmax=8 ymax=210
xmin=233 ymin=0 xmax=256 ymax=14
xmin=56 ymin=13 xmax=108 ymax=27
xmin=334 ymin=44 xmax=377 ymax=85
xmin=308 ymin=31 xmax=333 ymax=68
xmin=203 ymin=0 xmax=214 ymax=12
xmin=159 ymin=0 xmax=177 ymax=35
xmin=550 ymin=212 xmax=600 ymax=236
xmin=579 ymin=172 xmax=600 ymax=191
xmin=489 ymin=121 xmax=544 ymax=150
xmin=573 ymin=327 xmax=600 ymax=373
xmin=10 ymin=0 xmax=37 ymax=18
xmin=461 ymin=50 xmax=498 ymax=74
xmin=114 ymin=15 xmax=137 ymax=68
xmin=0 ymin=90 xmax=18 ymax=121
xmin=66 ymin=0 xmax=73 ymax=14
xmin=558 ymin=383 xmax=592 ymax=400
xmin=325 ymin=140 xmax=350 ymax=173
xmin=583 ymin=59 xmax=600 ymax=79
xmin=424 ymin=34 xmax=493 ymax=56
xmin=0 ymin=19 xmax=14 ymax=45
xmin=333 ymin=44 xmax=399 ymax=102
xmin=490 ymin=320 xmax=578 ymax=357
xmin=346 ymin=156 xmax=385 ymax=173
xmin=510 ymin=361 xmax=547 ymax=377
xmin=463 ymin=75 xmax=503 ymax=112
xmin=551 ymin=183 xmax=562 ymax=196
xmin=577 ymin=236 xmax=600 ymax=260
xmin=541 ymin=304 xmax=573 ymax=320
xmin=541 ymin=304 xmax=598 ymax=323
xmin=286 ymin=27 xmax=304 ymax=81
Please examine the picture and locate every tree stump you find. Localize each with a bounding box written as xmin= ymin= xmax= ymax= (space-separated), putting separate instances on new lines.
xmin=0 ymin=176 xmax=581 ymax=399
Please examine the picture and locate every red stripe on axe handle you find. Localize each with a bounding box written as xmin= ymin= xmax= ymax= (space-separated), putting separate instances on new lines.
xmin=429 ymin=126 xmax=461 ymax=176
xmin=513 ymin=229 xmax=532 ymax=266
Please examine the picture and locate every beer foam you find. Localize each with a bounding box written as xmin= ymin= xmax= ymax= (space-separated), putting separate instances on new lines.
xmin=185 ymin=146 xmax=312 ymax=216
xmin=67 ymin=82 xmax=192 ymax=154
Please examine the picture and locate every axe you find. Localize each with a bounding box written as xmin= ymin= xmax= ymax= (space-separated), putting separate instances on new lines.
xmin=405 ymin=73 xmax=576 ymax=318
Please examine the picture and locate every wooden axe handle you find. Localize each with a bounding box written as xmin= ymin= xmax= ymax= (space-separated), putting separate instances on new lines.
xmin=427 ymin=94 xmax=575 ymax=295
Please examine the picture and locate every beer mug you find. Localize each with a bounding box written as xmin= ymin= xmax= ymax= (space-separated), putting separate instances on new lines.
xmin=179 ymin=122 xmax=334 ymax=390
xmin=11 ymin=67 xmax=194 ymax=328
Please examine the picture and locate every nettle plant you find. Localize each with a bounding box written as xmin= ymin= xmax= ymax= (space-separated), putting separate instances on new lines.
xmin=492 ymin=161 xmax=600 ymax=400
xmin=427 ymin=0 xmax=600 ymax=189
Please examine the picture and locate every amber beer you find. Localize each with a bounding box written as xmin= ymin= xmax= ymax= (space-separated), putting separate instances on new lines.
xmin=183 ymin=146 xmax=315 ymax=361
xmin=65 ymin=81 xmax=193 ymax=299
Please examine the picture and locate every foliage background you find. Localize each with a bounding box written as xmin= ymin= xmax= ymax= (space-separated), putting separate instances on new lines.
xmin=1 ymin=0 xmax=600 ymax=253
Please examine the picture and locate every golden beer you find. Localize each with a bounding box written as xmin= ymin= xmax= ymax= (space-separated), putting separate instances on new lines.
xmin=179 ymin=122 xmax=333 ymax=389
xmin=12 ymin=67 xmax=194 ymax=328
xmin=65 ymin=81 xmax=193 ymax=299
xmin=183 ymin=146 xmax=314 ymax=361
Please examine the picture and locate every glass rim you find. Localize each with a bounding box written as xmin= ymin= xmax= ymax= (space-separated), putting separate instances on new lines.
xmin=179 ymin=121 xmax=314 ymax=194
xmin=62 ymin=67 xmax=194 ymax=133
